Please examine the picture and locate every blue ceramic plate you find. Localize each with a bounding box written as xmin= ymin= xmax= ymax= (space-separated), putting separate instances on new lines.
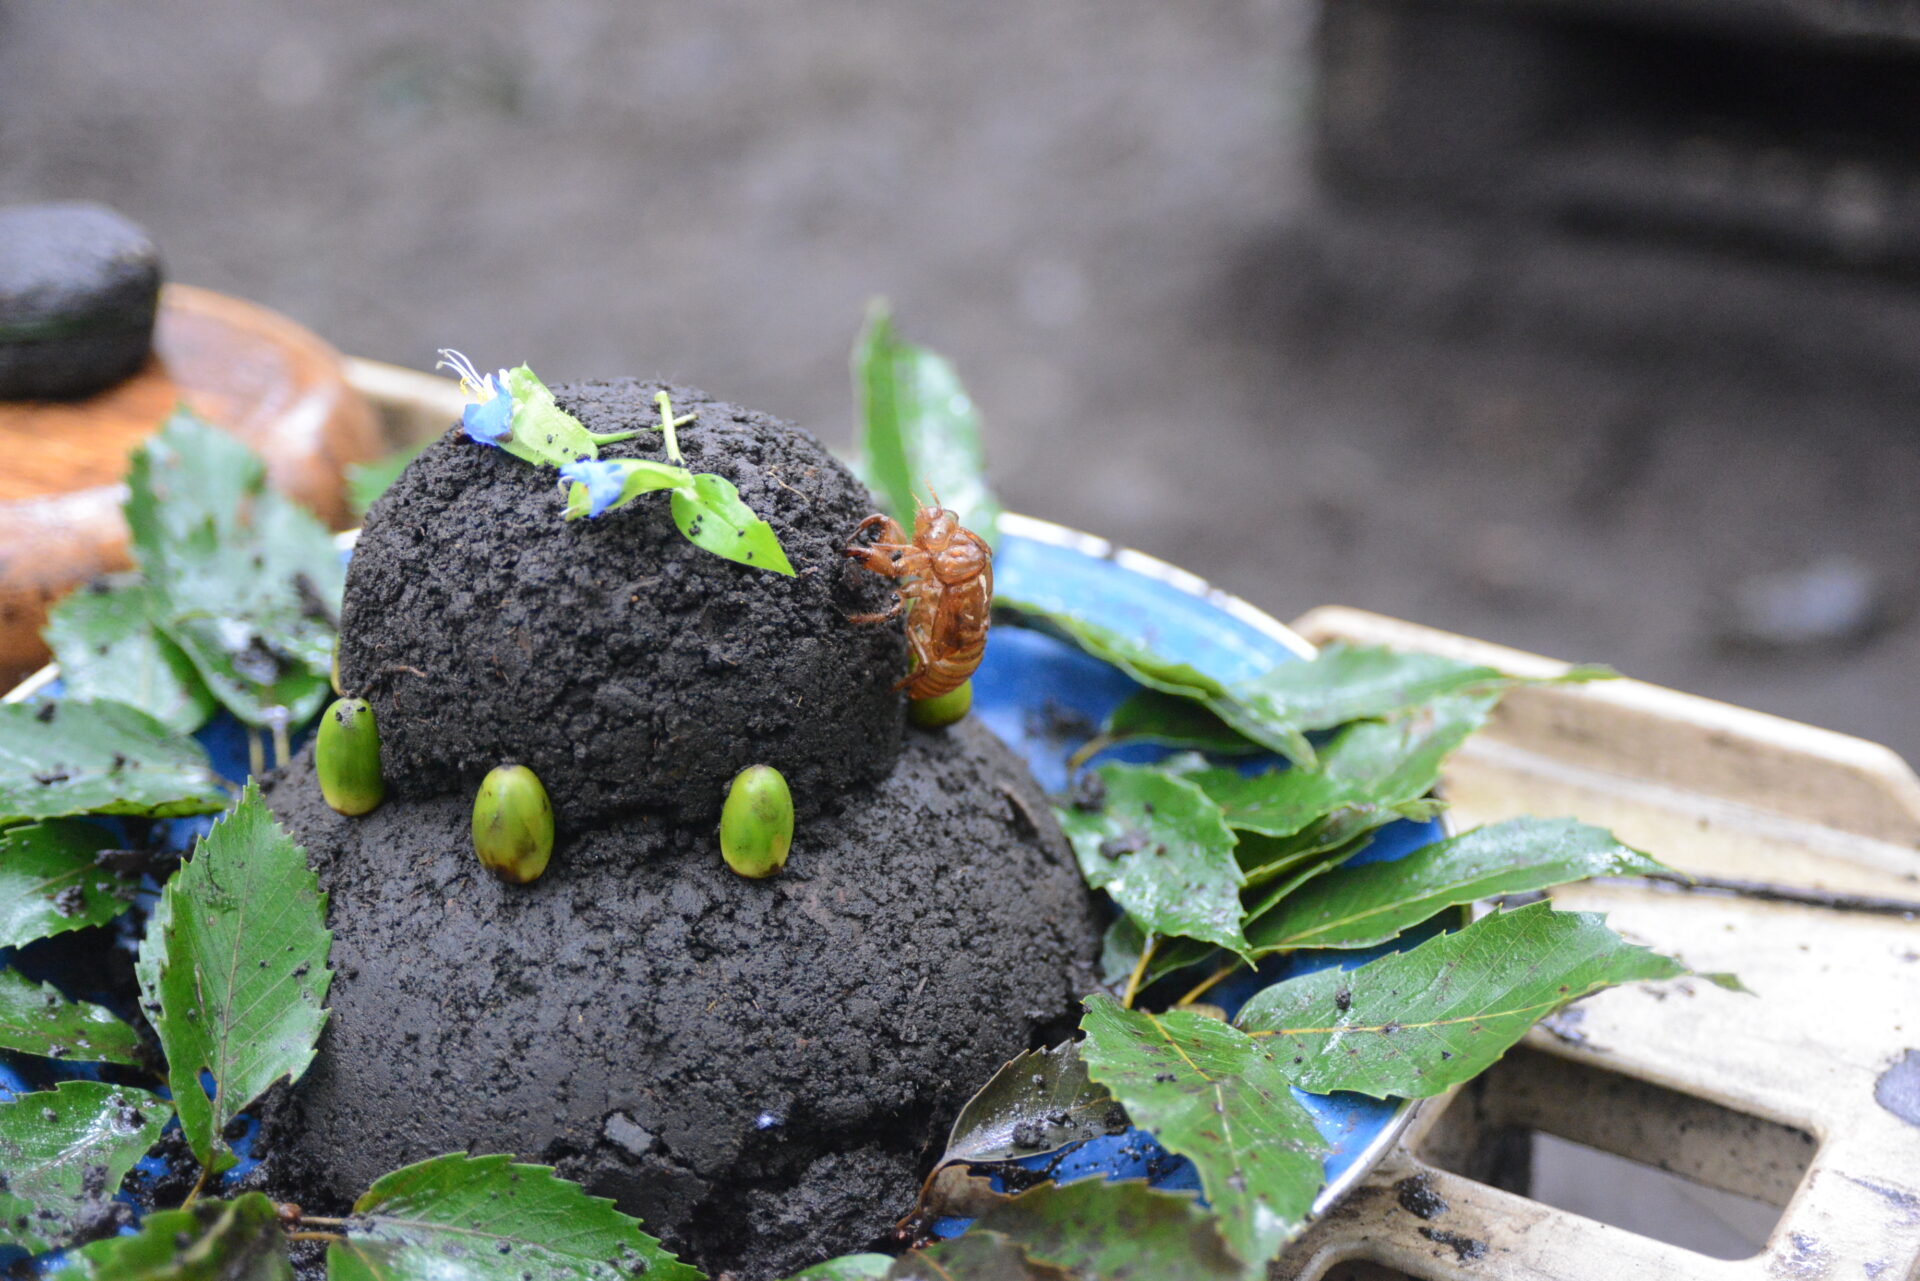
xmin=1 ymin=513 xmax=1446 ymax=1253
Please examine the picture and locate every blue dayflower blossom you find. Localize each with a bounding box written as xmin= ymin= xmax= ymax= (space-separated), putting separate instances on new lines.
xmin=437 ymin=348 xmax=516 ymax=448
xmin=559 ymin=458 xmax=627 ymax=518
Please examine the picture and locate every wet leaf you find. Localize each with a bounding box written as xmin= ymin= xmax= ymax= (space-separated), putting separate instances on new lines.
xmin=885 ymin=1232 xmax=1069 ymax=1281
xmin=1102 ymin=690 xmax=1263 ymax=757
xmin=498 ymin=365 xmax=609 ymax=467
xmin=140 ymin=783 xmax=333 ymax=1175
xmin=1185 ymin=694 xmax=1495 ymax=842
xmin=0 ymin=820 xmax=135 ymax=947
xmin=327 ymin=1152 xmax=701 ymax=1281
xmin=1097 ymin=916 xmax=1213 ymax=992
xmin=0 ymin=702 xmax=227 ymax=824
xmin=852 ymin=300 xmax=1004 ymax=547
xmin=73 ymin=1191 xmax=288 ymax=1280
xmin=347 ymin=441 xmax=431 ymax=517
xmin=1246 ymin=818 xmax=1672 ymax=954
xmin=973 ymin=1179 xmax=1247 ymax=1281
xmin=940 ymin=1040 xmax=1121 ymax=1167
xmin=42 ymin=581 xmax=216 ymax=735
xmin=1214 ymin=645 xmax=1613 ymax=768
xmin=1236 ymin=901 xmax=1691 ymax=1098
xmin=1055 ymin=765 xmax=1247 ymax=954
xmin=784 ymin=1258 xmax=893 ymax=1280
xmin=996 ymin=601 xmax=1226 ymax=702
xmin=0 ymin=1080 xmax=170 ymax=1252
xmin=0 ymin=968 xmax=143 ymax=1065
xmin=127 ymin=411 xmax=343 ymax=728
xmin=670 ymin=472 xmax=796 ymax=576
xmin=1079 ymin=995 xmax=1326 ymax=1269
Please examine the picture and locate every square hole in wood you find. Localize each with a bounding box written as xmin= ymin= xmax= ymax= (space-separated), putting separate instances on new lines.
xmin=1416 ymin=1045 xmax=1817 ymax=1260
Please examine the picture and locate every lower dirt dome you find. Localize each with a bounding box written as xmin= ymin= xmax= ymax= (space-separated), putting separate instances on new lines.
xmin=263 ymin=718 xmax=1102 ymax=1281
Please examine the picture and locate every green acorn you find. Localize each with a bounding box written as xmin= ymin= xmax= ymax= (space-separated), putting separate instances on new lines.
xmin=472 ymin=764 xmax=554 ymax=885
xmin=720 ymin=765 xmax=793 ymax=879
xmin=315 ymin=698 xmax=384 ymax=816
xmin=908 ymin=679 xmax=971 ymax=729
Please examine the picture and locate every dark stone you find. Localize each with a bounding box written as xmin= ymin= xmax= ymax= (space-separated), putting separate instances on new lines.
xmin=0 ymin=202 xmax=160 ymax=400
xmin=339 ymin=379 xmax=908 ymax=829
xmin=263 ymin=718 xmax=1102 ymax=1280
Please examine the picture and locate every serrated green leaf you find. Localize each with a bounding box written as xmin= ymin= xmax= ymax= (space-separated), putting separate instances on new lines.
xmin=1056 ymin=765 xmax=1247 ymax=954
xmin=973 ymin=1179 xmax=1248 ymax=1281
xmin=1078 ymin=995 xmax=1326 ymax=1269
xmin=1246 ymin=818 xmax=1672 ymax=954
xmin=669 ymin=472 xmax=796 ymax=576
xmin=561 ymin=458 xmax=692 ymax=520
xmin=852 ymin=301 xmax=1003 ymax=548
xmin=141 ymin=782 xmax=333 ymax=1175
xmin=74 ymin=1192 xmax=289 ymax=1280
xmin=326 ymin=1152 xmax=702 ymax=1281
xmin=784 ymin=1257 xmax=893 ymax=1280
xmin=0 ymin=1080 xmax=170 ymax=1252
xmin=0 ymin=968 xmax=143 ymax=1065
xmin=1098 ymin=916 xmax=1215 ymax=991
xmin=0 ymin=703 xmax=228 ymax=825
xmin=42 ymin=582 xmax=216 ymax=735
xmin=348 ymin=442 xmax=432 ymax=517
xmin=127 ymin=411 xmax=343 ymax=728
xmin=996 ymin=601 xmax=1227 ymax=702
xmin=1236 ymin=901 xmax=1689 ymax=1098
xmin=0 ymin=820 xmax=134 ymax=947
xmin=886 ymin=1232 xmax=1068 ymax=1281
xmin=1239 ymin=835 xmax=1375 ymax=926
xmin=1186 ymin=694 xmax=1495 ymax=843
xmin=940 ymin=1041 xmax=1122 ymax=1167
xmin=1102 ymin=690 xmax=1264 ymax=757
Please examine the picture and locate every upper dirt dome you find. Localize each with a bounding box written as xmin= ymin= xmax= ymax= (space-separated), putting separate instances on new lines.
xmin=338 ymin=379 xmax=908 ymax=828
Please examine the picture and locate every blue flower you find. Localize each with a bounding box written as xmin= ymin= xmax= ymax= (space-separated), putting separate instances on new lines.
xmin=437 ymin=348 xmax=516 ymax=448
xmin=461 ymin=390 xmax=514 ymax=446
xmin=559 ymin=458 xmax=627 ymax=518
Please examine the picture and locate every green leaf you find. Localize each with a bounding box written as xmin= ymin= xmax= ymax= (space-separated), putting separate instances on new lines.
xmin=1188 ymin=693 xmax=1497 ymax=842
xmin=996 ymin=601 xmax=1227 ymax=701
xmin=0 ymin=702 xmax=228 ymax=824
xmin=784 ymin=1258 xmax=893 ymax=1280
xmin=1245 ymin=818 xmax=1673 ymax=954
xmin=0 ymin=820 xmax=134 ymax=946
xmin=497 ymin=366 xmax=611 ymax=467
xmin=973 ymin=1179 xmax=1248 ymax=1281
xmin=1236 ymin=901 xmax=1689 ymax=1098
xmin=669 ymin=472 xmax=797 ymax=576
xmin=1055 ymin=765 xmax=1247 ymax=954
xmin=939 ymin=1041 xmax=1122 ymax=1166
xmin=326 ymin=1152 xmax=702 ymax=1281
xmin=141 ymin=782 xmax=333 ymax=1175
xmin=42 ymin=582 xmax=216 ymax=735
xmin=1102 ymin=690 xmax=1263 ymax=757
xmin=127 ymin=411 xmax=343 ymax=728
xmin=73 ymin=1192 xmax=289 ymax=1280
xmin=0 ymin=968 xmax=143 ymax=1065
xmin=885 ymin=1232 xmax=1068 ymax=1281
xmin=347 ymin=442 xmax=432 ymax=517
xmin=1098 ymin=916 xmax=1215 ymax=991
xmin=561 ymin=458 xmax=692 ymax=520
xmin=1078 ymin=995 xmax=1326 ymax=1269
xmin=852 ymin=300 xmax=1004 ymax=547
xmin=0 ymin=1080 xmax=170 ymax=1252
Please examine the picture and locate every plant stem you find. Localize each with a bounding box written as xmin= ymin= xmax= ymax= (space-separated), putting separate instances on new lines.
xmin=1121 ymin=934 xmax=1157 ymax=1010
xmin=247 ymin=728 xmax=265 ymax=780
xmin=1066 ymin=734 xmax=1115 ymax=774
xmin=267 ymin=707 xmax=291 ymax=770
xmin=654 ymin=391 xmax=698 ymax=464
xmin=285 ymin=1231 xmax=345 ymax=1243
xmin=297 ymin=1216 xmax=348 ymax=1228
xmin=1176 ymin=961 xmax=1242 ymax=1008
xmin=182 ymin=1161 xmax=212 ymax=1209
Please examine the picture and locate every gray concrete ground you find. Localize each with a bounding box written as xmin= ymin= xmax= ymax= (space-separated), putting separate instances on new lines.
xmin=3 ymin=0 xmax=1915 ymax=763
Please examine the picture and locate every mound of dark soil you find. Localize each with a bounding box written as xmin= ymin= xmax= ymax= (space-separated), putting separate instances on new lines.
xmin=339 ymin=379 xmax=906 ymax=830
xmin=264 ymin=719 xmax=1101 ymax=1281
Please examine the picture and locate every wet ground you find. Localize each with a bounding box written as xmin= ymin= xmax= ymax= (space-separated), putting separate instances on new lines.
xmin=3 ymin=0 xmax=1915 ymax=763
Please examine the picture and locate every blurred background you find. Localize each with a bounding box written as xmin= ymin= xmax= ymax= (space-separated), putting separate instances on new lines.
xmin=3 ymin=0 xmax=1915 ymax=763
